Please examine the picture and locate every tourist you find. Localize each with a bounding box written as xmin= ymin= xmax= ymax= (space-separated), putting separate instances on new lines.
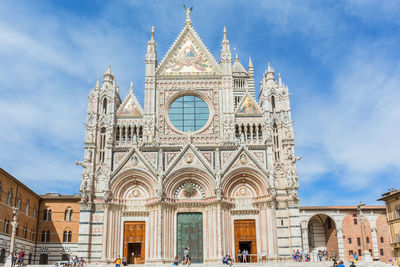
xmin=54 ymin=263 xmax=59 ymax=267
xmin=69 ymin=256 xmax=74 ymax=267
xmin=237 ymin=250 xmax=242 ymax=263
xmin=350 ymin=261 xmax=356 ymax=267
xmin=242 ymin=249 xmax=247 ymax=263
xmin=11 ymin=252 xmax=17 ymax=267
xmin=114 ymin=255 xmax=121 ymax=267
xmin=261 ymin=249 xmax=266 ymax=262
xmin=227 ymin=255 xmax=233 ymax=266
xmin=331 ymin=259 xmax=337 ymax=267
xmin=183 ymin=247 xmax=190 ymax=265
xmin=292 ymin=250 xmax=296 ymax=261
xmin=79 ymin=257 xmax=85 ymax=267
xmin=74 ymin=256 xmax=79 ymax=267
xmin=337 ymin=260 xmax=345 ymax=267
xmin=122 ymin=256 xmax=127 ymax=266
xmin=172 ymin=255 xmax=179 ymax=266
xmin=352 ymin=252 xmax=359 ymax=262
xmin=17 ymin=250 xmax=24 ymax=267
xmin=222 ymin=255 xmax=228 ymax=264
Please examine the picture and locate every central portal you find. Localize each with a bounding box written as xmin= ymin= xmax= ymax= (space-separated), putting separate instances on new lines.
xmin=176 ymin=213 xmax=203 ymax=263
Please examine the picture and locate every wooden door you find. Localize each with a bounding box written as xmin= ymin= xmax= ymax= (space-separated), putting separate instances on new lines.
xmin=234 ymin=219 xmax=257 ymax=262
xmin=123 ymin=221 xmax=146 ymax=264
xmin=176 ymin=213 xmax=203 ymax=263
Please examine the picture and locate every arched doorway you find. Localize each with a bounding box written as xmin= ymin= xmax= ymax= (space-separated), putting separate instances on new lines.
xmin=308 ymin=214 xmax=339 ymax=261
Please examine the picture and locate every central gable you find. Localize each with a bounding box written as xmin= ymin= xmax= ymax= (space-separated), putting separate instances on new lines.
xmin=157 ymin=26 xmax=222 ymax=76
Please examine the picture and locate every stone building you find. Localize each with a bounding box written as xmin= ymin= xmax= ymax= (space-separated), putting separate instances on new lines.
xmin=77 ymin=10 xmax=301 ymax=264
xmin=379 ymin=189 xmax=400 ymax=265
xmin=0 ymin=11 xmax=395 ymax=266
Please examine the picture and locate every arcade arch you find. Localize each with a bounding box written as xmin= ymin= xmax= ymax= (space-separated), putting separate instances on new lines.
xmin=307 ymin=214 xmax=339 ymax=260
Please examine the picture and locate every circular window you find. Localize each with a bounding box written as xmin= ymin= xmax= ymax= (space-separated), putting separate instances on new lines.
xmin=168 ymin=95 xmax=209 ymax=132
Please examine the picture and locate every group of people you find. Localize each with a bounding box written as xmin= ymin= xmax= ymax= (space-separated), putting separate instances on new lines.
xmin=237 ymin=249 xmax=250 ymax=263
xmin=10 ymin=250 xmax=25 ymax=267
xmin=172 ymin=247 xmax=191 ymax=266
xmin=63 ymin=256 xmax=86 ymax=267
xmin=114 ymin=256 xmax=128 ymax=267
xmin=221 ymin=255 xmax=233 ymax=265
xmin=317 ymin=249 xmax=330 ymax=261
xmin=292 ymin=249 xmax=310 ymax=262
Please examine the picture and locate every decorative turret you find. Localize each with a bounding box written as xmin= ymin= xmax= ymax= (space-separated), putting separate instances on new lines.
xmin=103 ymin=65 xmax=114 ymax=84
xmin=220 ymin=26 xmax=232 ymax=75
xmin=145 ymin=26 xmax=157 ymax=77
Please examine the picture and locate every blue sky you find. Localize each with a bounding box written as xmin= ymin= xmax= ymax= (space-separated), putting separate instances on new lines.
xmin=0 ymin=0 xmax=399 ymax=205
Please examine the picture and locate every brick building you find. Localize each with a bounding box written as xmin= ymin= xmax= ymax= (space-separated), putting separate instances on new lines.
xmin=379 ymin=189 xmax=400 ymax=265
xmin=0 ymin=168 xmax=79 ymax=264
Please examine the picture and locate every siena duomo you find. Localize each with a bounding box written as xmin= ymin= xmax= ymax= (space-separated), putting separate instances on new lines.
xmin=0 ymin=10 xmax=394 ymax=265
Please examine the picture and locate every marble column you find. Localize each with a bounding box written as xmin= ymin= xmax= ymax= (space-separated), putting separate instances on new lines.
xmin=371 ymin=228 xmax=379 ymax=260
xmin=5 ymin=208 xmax=19 ymax=267
xmin=336 ymin=227 xmax=345 ymax=260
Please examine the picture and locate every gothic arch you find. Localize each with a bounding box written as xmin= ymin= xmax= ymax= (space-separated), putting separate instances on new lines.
xmin=164 ymin=167 xmax=216 ymax=199
xmin=307 ymin=213 xmax=339 ymax=259
xmin=221 ymin=167 xmax=269 ymax=198
xmin=111 ymin=168 xmax=157 ymax=201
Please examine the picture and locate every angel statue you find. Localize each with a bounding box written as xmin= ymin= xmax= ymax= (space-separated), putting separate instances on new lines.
xmin=183 ymin=5 xmax=193 ymax=20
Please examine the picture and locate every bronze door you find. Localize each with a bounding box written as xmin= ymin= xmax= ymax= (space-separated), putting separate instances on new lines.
xmin=176 ymin=213 xmax=203 ymax=263
xmin=123 ymin=221 xmax=145 ymax=264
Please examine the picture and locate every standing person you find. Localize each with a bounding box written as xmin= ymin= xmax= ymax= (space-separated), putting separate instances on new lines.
xmin=292 ymin=250 xmax=296 ymax=261
xmin=242 ymin=250 xmax=247 ymax=263
xmin=74 ymin=256 xmax=79 ymax=267
xmin=122 ymin=256 xmax=127 ymax=266
xmin=183 ymin=247 xmax=190 ymax=265
xmin=261 ymin=249 xmax=267 ymax=263
xmin=17 ymin=250 xmax=25 ymax=267
xmin=350 ymin=261 xmax=356 ymax=267
xmin=353 ymin=252 xmax=359 ymax=262
xmin=11 ymin=252 xmax=17 ymax=267
xmin=114 ymin=255 xmax=121 ymax=267
xmin=237 ymin=250 xmax=242 ymax=263
xmin=79 ymin=257 xmax=85 ymax=267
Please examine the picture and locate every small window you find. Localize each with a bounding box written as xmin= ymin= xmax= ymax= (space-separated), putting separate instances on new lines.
xmin=349 ymin=250 xmax=353 ymax=255
xmin=63 ymin=231 xmax=68 ymax=242
xmin=366 ymin=237 xmax=370 ymax=243
xmin=327 ymin=217 xmax=332 ymax=229
xmin=16 ymin=195 xmax=21 ymax=209
xmin=354 ymin=218 xmax=358 ymax=225
xmin=348 ymin=238 xmax=352 ymax=244
xmin=32 ymin=206 xmax=37 ymax=218
xmin=68 ymin=231 xmax=72 ymax=242
xmin=103 ymin=98 xmax=107 ymax=113
xmin=380 ymin=248 xmax=384 ymax=256
xmin=281 ymin=220 xmax=284 ymax=226
xmin=358 ymin=249 xmax=362 ymax=256
xmin=357 ymin=237 xmax=361 ymax=246
xmin=380 ymin=237 xmax=384 ymax=243
xmin=271 ymin=95 xmax=276 ymax=110
xmin=25 ymin=200 xmax=30 ymax=215
xmin=43 ymin=208 xmax=52 ymax=221
xmin=352 ymin=214 xmax=357 ymax=217
xmin=7 ymin=190 xmax=13 ymax=206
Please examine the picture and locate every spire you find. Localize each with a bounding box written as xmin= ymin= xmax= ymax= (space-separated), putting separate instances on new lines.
xmin=95 ymin=76 xmax=100 ymax=89
xmin=145 ymin=26 xmax=157 ymax=76
xmin=103 ymin=65 xmax=114 ymax=83
xmin=278 ymin=73 xmax=282 ymax=87
xmin=235 ymin=53 xmax=239 ymax=62
xmin=129 ymin=81 xmax=134 ymax=94
xmin=248 ymin=57 xmax=253 ymax=69
xmin=151 ymin=26 xmax=154 ymax=41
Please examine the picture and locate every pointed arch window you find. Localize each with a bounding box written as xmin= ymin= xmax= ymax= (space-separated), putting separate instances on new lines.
xmin=43 ymin=207 xmax=52 ymax=221
xmin=63 ymin=230 xmax=72 ymax=243
xmin=99 ymin=127 xmax=106 ymax=163
xmin=64 ymin=207 xmax=73 ymax=221
xmin=25 ymin=200 xmax=30 ymax=215
xmin=271 ymin=95 xmax=276 ymax=110
xmin=273 ymin=122 xmax=280 ymax=161
xmin=102 ymin=98 xmax=107 ymax=114
xmin=33 ymin=206 xmax=37 ymax=218
xmin=41 ymin=230 xmax=50 ymax=242
xmin=3 ymin=219 xmax=9 ymax=233
xmin=7 ymin=189 xmax=13 ymax=206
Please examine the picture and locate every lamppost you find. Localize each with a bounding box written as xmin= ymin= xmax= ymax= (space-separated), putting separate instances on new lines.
xmin=5 ymin=207 xmax=19 ymax=267
xmin=357 ymin=202 xmax=372 ymax=262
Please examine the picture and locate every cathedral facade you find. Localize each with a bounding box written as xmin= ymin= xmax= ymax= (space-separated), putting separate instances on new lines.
xmin=77 ymin=11 xmax=302 ymax=264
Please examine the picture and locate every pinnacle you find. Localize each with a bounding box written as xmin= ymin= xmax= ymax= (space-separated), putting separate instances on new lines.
xmin=129 ymin=81 xmax=134 ymax=93
xmin=248 ymin=57 xmax=253 ymax=68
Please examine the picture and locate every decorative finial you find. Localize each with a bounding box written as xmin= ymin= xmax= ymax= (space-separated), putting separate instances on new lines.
xmin=107 ymin=64 xmax=111 ymax=74
xmin=267 ymin=62 xmax=271 ymax=71
xmin=278 ymin=73 xmax=282 ymax=87
xmin=183 ymin=5 xmax=193 ymax=25
xmin=248 ymin=57 xmax=253 ymax=68
xmin=96 ymin=76 xmax=99 ymax=88
xmin=235 ymin=53 xmax=239 ymax=61
xmin=151 ymin=26 xmax=154 ymax=41
xmin=129 ymin=81 xmax=134 ymax=93
xmin=223 ymin=26 xmax=227 ymax=40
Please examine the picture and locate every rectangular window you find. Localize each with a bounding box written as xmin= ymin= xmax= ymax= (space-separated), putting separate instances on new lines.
xmin=380 ymin=237 xmax=384 ymax=243
xmin=354 ymin=218 xmax=358 ymax=225
xmin=348 ymin=238 xmax=352 ymax=244
xmin=380 ymin=248 xmax=384 ymax=256
xmin=358 ymin=249 xmax=362 ymax=256
xmin=366 ymin=237 xmax=370 ymax=243
xmin=357 ymin=237 xmax=361 ymax=246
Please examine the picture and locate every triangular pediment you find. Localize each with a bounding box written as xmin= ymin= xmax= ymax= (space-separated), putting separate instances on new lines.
xmin=221 ymin=145 xmax=269 ymax=181
xmin=117 ymin=92 xmax=143 ymax=118
xmin=235 ymin=92 xmax=263 ymax=116
xmin=164 ymin=143 xmax=214 ymax=178
xmin=111 ymin=146 xmax=157 ymax=179
xmin=156 ymin=25 xmax=222 ymax=76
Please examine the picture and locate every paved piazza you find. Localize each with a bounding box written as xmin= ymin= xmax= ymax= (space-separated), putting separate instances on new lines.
xmin=0 ymin=7 xmax=396 ymax=267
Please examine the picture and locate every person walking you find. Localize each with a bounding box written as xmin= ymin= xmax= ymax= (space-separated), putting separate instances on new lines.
xmin=11 ymin=252 xmax=17 ymax=267
xmin=114 ymin=255 xmax=121 ymax=267
xmin=122 ymin=256 xmax=127 ymax=266
xmin=183 ymin=247 xmax=190 ymax=265
xmin=237 ymin=250 xmax=242 ymax=263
